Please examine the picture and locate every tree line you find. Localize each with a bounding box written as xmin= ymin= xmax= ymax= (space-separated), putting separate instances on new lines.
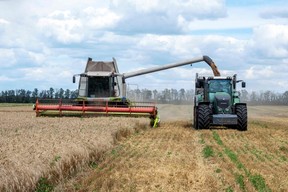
xmin=0 ymin=88 xmax=288 ymax=105
xmin=0 ymin=88 xmax=78 ymax=103
xmin=127 ymin=89 xmax=288 ymax=105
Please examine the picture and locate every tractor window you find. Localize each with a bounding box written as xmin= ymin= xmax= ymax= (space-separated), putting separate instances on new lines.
xmin=88 ymin=76 xmax=112 ymax=97
xmin=209 ymin=79 xmax=231 ymax=93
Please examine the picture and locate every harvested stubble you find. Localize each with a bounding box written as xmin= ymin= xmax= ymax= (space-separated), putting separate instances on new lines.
xmin=59 ymin=105 xmax=288 ymax=191
xmin=0 ymin=106 xmax=149 ymax=191
xmin=1 ymin=105 xmax=288 ymax=191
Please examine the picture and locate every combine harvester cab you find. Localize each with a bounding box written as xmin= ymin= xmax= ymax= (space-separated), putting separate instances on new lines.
xmin=34 ymin=58 xmax=159 ymax=127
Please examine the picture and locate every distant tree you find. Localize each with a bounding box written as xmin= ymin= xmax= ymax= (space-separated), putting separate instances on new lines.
xmin=39 ymin=90 xmax=47 ymax=98
xmin=185 ymin=89 xmax=194 ymax=102
xmin=0 ymin=91 xmax=7 ymax=102
xmin=162 ymin=89 xmax=171 ymax=103
xmin=25 ymin=90 xmax=31 ymax=103
xmin=64 ymin=89 xmax=70 ymax=99
xmin=48 ymin=87 xmax=54 ymax=98
xmin=0 ymin=87 xmax=287 ymax=105
xmin=263 ymin=91 xmax=272 ymax=103
xmin=179 ymin=88 xmax=186 ymax=101
xmin=250 ymin=91 xmax=257 ymax=104
xmin=54 ymin=90 xmax=59 ymax=99
xmin=142 ymin=89 xmax=152 ymax=101
xmin=283 ymin=91 xmax=288 ymax=105
xmin=70 ymin=90 xmax=78 ymax=99
xmin=135 ymin=89 xmax=141 ymax=101
xmin=153 ymin=89 xmax=158 ymax=100
xmin=171 ymin=89 xmax=178 ymax=101
xmin=19 ymin=89 xmax=26 ymax=103
xmin=240 ymin=90 xmax=249 ymax=102
xmin=32 ymin=88 xmax=38 ymax=99
xmin=59 ymin=88 xmax=64 ymax=98
xmin=8 ymin=90 xmax=16 ymax=102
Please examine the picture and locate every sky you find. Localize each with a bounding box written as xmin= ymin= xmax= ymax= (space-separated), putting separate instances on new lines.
xmin=0 ymin=0 xmax=287 ymax=93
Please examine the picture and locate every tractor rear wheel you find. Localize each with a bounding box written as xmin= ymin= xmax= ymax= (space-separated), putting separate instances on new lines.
xmin=236 ymin=105 xmax=247 ymax=131
xmin=197 ymin=104 xmax=212 ymax=129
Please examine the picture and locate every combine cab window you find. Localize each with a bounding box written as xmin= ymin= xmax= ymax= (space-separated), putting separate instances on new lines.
xmin=209 ymin=79 xmax=231 ymax=93
xmin=88 ymin=77 xmax=112 ymax=97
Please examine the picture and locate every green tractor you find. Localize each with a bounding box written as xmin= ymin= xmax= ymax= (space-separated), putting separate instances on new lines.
xmin=193 ymin=73 xmax=247 ymax=131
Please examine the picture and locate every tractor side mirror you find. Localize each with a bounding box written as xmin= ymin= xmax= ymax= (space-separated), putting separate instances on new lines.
xmin=73 ymin=76 xmax=76 ymax=83
xmin=242 ymin=81 xmax=246 ymax=88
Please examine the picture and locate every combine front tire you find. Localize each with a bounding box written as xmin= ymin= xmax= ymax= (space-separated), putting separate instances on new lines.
xmin=236 ymin=105 xmax=247 ymax=131
xmin=197 ymin=104 xmax=212 ymax=129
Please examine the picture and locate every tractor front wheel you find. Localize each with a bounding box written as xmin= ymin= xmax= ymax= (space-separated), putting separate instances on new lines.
xmin=197 ymin=104 xmax=212 ymax=129
xmin=236 ymin=105 xmax=247 ymax=131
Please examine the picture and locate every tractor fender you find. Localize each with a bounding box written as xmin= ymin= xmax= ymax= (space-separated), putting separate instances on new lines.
xmin=196 ymin=101 xmax=210 ymax=107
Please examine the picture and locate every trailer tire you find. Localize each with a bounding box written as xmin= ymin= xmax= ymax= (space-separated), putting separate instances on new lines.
xmin=197 ymin=104 xmax=211 ymax=129
xmin=236 ymin=105 xmax=247 ymax=131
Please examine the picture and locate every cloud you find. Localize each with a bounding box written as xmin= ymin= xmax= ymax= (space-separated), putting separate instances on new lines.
xmin=179 ymin=6 xmax=263 ymax=33
xmin=0 ymin=48 xmax=16 ymax=67
xmin=111 ymin=0 xmax=160 ymax=13
xmin=260 ymin=8 xmax=288 ymax=19
xmin=112 ymin=0 xmax=226 ymax=18
xmin=135 ymin=33 xmax=246 ymax=67
xmin=37 ymin=10 xmax=83 ymax=44
xmin=82 ymin=7 xmax=122 ymax=29
xmin=37 ymin=7 xmax=122 ymax=44
xmin=245 ymin=66 xmax=274 ymax=79
xmin=249 ymin=24 xmax=288 ymax=58
xmin=0 ymin=75 xmax=14 ymax=82
xmin=18 ymin=56 xmax=80 ymax=89
xmin=111 ymin=0 xmax=227 ymax=34
xmin=0 ymin=18 xmax=9 ymax=24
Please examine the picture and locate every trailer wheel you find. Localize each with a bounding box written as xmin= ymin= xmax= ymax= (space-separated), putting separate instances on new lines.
xmin=236 ymin=105 xmax=247 ymax=131
xmin=197 ymin=104 xmax=212 ymax=129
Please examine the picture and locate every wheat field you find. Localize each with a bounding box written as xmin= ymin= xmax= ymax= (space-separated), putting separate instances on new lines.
xmin=0 ymin=104 xmax=287 ymax=191
xmin=0 ymin=106 xmax=149 ymax=191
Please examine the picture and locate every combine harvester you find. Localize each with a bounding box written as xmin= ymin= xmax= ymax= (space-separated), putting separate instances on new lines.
xmin=34 ymin=56 xmax=220 ymax=127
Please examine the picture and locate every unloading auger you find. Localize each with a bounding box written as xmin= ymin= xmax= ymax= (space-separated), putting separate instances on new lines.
xmin=34 ymin=55 xmax=220 ymax=127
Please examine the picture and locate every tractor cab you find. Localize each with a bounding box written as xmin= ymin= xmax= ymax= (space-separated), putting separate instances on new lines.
xmin=208 ymin=79 xmax=232 ymax=93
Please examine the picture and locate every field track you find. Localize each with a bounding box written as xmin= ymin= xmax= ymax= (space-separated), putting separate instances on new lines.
xmin=60 ymin=121 xmax=219 ymax=191
xmin=0 ymin=105 xmax=288 ymax=191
